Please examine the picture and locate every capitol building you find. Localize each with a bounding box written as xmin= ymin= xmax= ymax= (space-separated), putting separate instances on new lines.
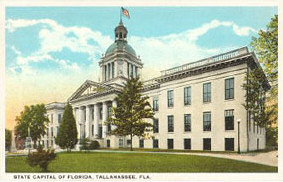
xmin=42 ymin=20 xmax=269 ymax=152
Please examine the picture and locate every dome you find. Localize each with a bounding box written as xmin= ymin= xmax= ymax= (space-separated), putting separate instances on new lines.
xmin=105 ymin=40 xmax=136 ymax=56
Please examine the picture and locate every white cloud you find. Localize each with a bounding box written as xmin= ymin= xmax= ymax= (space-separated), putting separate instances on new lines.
xmin=6 ymin=18 xmax=256 ymax=78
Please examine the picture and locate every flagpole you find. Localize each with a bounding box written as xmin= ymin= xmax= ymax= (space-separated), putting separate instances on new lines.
xmin=120 ymin=7 xmax=122 ymax=23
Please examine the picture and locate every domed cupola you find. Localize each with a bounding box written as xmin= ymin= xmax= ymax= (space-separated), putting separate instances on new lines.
xmin=99 ymin=20 xmax=143 ymax=85
xmin=115 ymin=20 xmax=128 ymax=42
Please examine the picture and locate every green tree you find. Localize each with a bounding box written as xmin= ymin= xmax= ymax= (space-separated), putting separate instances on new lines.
xmin=27 ymin=145 xmax=56 ymax=172
xmin=107 ymin=76 xmax=154 ymax=151
xmin=242 ymin=68 xmax=271 ymax=127
xmin=55 ymin=103 xmax=78 ymax=152
xmin=5 ymin=129 xmax=12 ymax=151
xmin=15 ymin=104 xmax=49 ymax=147
xmin=251 ymin=14 xmax=278 ymax=124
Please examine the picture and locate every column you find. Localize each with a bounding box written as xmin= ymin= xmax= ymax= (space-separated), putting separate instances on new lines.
xmin=75 ymin=108 xmax=81 ymax=141
xmin=112 ymin=100 xmax=117 ymax=130
xmin=102 ymin=102 xmax=108 ymax=138
xmin=93 ymin=104 xmax=99 ymax=138
xmin=79 ymin=107 xmax=84 ymax=139
xmin=85 ymin=105 xmax=90 ymax=138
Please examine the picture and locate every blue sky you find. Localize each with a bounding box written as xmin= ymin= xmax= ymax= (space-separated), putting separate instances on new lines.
xmin=5 ymin=7 xmax=277 ymax=129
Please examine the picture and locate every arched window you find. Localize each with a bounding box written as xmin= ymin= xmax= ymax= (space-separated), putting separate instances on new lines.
xmin=119 ymin=32 xmax=122 ymax=39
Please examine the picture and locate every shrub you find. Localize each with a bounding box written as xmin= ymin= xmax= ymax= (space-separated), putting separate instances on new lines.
xmin=89 ymin=140 xmax=100 ymax=150
xmin=27 ymin=145 xmax=56 ymax=172
xmin=80 ymin=138 xmax=90 ymax=152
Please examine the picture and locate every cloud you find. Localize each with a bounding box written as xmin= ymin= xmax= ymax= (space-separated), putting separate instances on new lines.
xmin=6 ymin=18 xmax=256 ymax=77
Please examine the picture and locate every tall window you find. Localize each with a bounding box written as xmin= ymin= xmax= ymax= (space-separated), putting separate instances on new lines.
xmin=135 ymin=66 xmax=138 ymax=78
xmin=225 ymin=110 xmax=234 ymax=130
xmin=168 ymin=115 xmax=174 ymax=132
xmin=203 ymin=138 xmax=211 ymax=150
xmin=108 ymin=63 xmax=111 ymax=80
xmin=119 ymin=139 xmax=123 ymax=148
xmin=58 ymin=114 xmax=62 ymax=124
xmin=225 ymin=138 xmax=234 ymax=151
xmin=167 ymin=90 xmax=174 ymax=107
xmin=153 ymin=119 xmax=159 ymax=133
xmin=184 ymin=138 xmax=191 ymax=150
xmin=167 ymin=139 xmax=174 ymax=149
xmin=104 ymin=65 xmax=107 ymax=81
xmin=184 ymin=86 xmax=191 ymax=105
xmin=203 ymin=83 xmax=211 ymax=102
xmin=139 ymin=139 xmax=144 ymax=148
xmin=51 ymin=127 xmax=53 ymax=137
xmin=46 ymin=128 xmax=49 ymax=137
xmin=225 ymin=78 xmax=234 ymax=100
xmin=203 ymin=112 xmax=211 ymax=131
xmin=153 ymin=139 xmax=159 ymax=148
xmin=111 ymin=62 xmax=114 ymax=78
xmin=127 ymin=62 xmax=130 ymax=78
xmin=92 ymin=125 xmax=94 ymax=136
xmin=153 ymin=98 xmax=159 ymax=111
xmin=184 ymin=114 xmax=191 ymax=132
xmin=130 ymin=64 xmax=134 ymax=77
xmin=51 ymin=114 xmax=53 ymax=123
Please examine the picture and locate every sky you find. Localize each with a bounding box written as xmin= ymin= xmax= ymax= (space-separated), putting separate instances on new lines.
xmin=5 ymin=7 xmax=277 ymax=130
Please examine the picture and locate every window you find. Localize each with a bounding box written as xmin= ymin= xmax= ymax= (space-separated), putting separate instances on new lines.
xmin=107 ymin=140 xmax=110 ymax=148
xmin=153 ymin=98 xmax=159 ymax=111
xmin=184 ymin=138 xmax=191 ymax=150
xmin=184 ymin=86 xmax=191 ymax=105
xmin=153 ymin=139 xmax=159 ymax=148
xmin=184 ymin=114 xmax=191 ymax=132
xmin=225 ymin=78 xmax=234 ymax=100
xmin=119 ymin=139 xmax=123 ymax=148
xmin=167 ymin=139 xmax=174 ymax=149
xmin=112 ymin=62 xmax=114 ymax=78
xmin=58 ymin=114 xmax=62 ymax=124
xmin=203 ymin=83 xmax=211 ymax=102
xmin=225 ymin=110 xmax=234 ymax=130
xmin=167 ymin=90 xmax=174 ymax=107
xmin=203 ymin=112 xmax=211 ymax=131
xmin=225 ymin=138 xmax=234 ymax=151
xmin=130 ymin=64 xmax=134 ymax=77
xmin=135 ymin=66 xmax=138 ymax=78
xmin=168 ymin=115 xmax=174 ymax=132
xmin=203 ymin=138 xmax=211 ymax=150
xmin=51 ymin=140 xmax=53 ymax=146
xmin=51 ymin=114 xmax=53 ymax=123
xmin=127 ymin=139 xmax=131 ymax=145
xmin=153 ymin=119 xmax=159 ymax=133
xmin=107 ymin=124 xmax=111 ymax=132
xmin=104 ymin=65 xmax=107 ymax=81
xmin=92 ymin=125 xmax=94 ymax=136
xmin=46 ymin=128 xmax=49 ymax=137
xmin=99 ymin=108 xmax=103 ymax=120
xmin=139 ymin=139 xmax=144 ymax=148
xmin=51 ymin=127 xmax=53 ymax=137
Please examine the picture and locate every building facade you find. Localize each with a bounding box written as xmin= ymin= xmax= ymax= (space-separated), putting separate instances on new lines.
xmin=44 ymin=20 xmax=269 ymax=152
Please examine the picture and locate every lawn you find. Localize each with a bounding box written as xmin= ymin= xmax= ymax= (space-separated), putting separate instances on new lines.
xmin=6 ymin=152 xmax=277 ymax=173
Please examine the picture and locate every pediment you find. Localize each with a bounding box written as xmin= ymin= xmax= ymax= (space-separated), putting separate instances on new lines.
xmin=68 ymin=80 xmax=113 ymax=102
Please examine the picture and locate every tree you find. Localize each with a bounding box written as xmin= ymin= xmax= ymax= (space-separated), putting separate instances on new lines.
xmin=27 ymin=145 xmax=56 ymax=172
xmin=107 ymin=76 xmax=154 ymax=151
xmin=251 ymin=14 xmax=278 ymax=125
xmin=89 ymin=140 xmax=100 ymax=150
xmin=242 ymin=68 xmax=271 ymax=127
xmin=15 ymin=104 xmax=49 ymax=147
xmin=55 ymin=103 xmax=78 ymax=152
xmin=5 ymin=129 xmax=12 ymax=151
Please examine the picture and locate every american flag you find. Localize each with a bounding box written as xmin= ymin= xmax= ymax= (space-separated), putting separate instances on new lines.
xmin=121 ymin=7 xmax=130 ymax=19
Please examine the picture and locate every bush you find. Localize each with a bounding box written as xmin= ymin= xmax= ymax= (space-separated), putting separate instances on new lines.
xmin=89 ymin=140 xmax=100 ymax=150
xmin=80 ymin=138 xmax=90 ymax=152
xmin=27 ymin=145 xmax=56 ymax=172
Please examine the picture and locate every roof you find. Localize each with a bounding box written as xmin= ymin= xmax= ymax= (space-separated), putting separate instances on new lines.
xmin=105 ymin=40 xmax=136 ymax=57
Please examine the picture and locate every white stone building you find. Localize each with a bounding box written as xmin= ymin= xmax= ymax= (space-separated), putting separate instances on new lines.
xmin=44 ymin=20 xmax=269 ymax=152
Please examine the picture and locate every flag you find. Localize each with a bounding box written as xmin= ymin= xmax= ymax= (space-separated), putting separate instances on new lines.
xmin=121 ymin=7 xmax=130 ymax=19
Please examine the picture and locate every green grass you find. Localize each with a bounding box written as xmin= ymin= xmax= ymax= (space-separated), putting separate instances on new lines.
xmin=6 ymin=152 xmax=277 ymax=173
